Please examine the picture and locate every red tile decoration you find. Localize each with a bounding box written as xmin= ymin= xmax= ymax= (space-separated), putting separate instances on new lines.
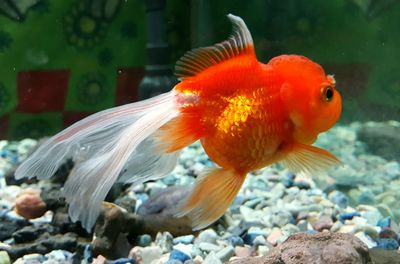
xmin=115 ymin=67 xmax=144 ymax=105
xmin=17 ymin=70 xmax=70 ymax=113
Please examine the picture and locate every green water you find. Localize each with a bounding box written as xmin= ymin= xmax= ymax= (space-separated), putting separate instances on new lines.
xmin=1 ymin=1 xmax=399 ymax=139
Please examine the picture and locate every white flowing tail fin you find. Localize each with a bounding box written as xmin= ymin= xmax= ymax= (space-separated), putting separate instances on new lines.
xmin=15 ymin=90 xmax=181 ymax=231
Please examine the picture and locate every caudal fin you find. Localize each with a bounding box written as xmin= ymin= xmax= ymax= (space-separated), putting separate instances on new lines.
xmin=15 ymin=90 xmax=182 ymax=231
xmin=175 ymin=168 xmax=246 ymax=230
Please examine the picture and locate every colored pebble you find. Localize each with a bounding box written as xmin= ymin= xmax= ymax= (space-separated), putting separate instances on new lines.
xmin=84 ymin=245 xmax=93 ymax=263
xmin=227 ymin=235 xmax=244 ymax=247
xmin=165 ymin=260 xmax=183 ymax=264
xmin=92 ymin=255 xmax=108 ymax=264
xmin=312 ymin=215 xmax=334 ymax=231
xmin=109 ymin=258 xmax=135 ymax=264
xmin=137 ymin=234 xmax=152 ymax=247
xmin=375 ymin=238 xmax=399 ymax=250
xmin=267 ymin=229 xmax=283 ymax=246
xmin=22 ymin=253 xmax=45 ymax=263
xmin=169 ymin=249 xmax=191 ymax=263
xmin=242 ymin=233 xmax=258 ymax=245
xmin=14 ymin=189 xmax=47 ymax=219
xmin=293 ymin=181 xmax=311 ymax=190
xmin=172 ymin=235 xmax=195 ymax=245
xmin=282 ymin=174 xmax=295 ymax=188
xmin=377 ymin=217 xmax=391 ymax=228
xmin=358 ymin=191 xmax=376 ymax=205
xmin=215 ymin=245 xmax=235 ymax=262
xmin=305 ymin=230 xmax=319 ymax=235
xmin=0 ymin=251 xmax=10 ymax=264
xmin=339 ymin=212 xmax=361 ymax=223
xmin=197 ymin=229 xmax=218 ymax=244
xmin=379 ymin=228 xmax=398 ymax=240
xmin=328 ymin=191 xmax=349 ymax=208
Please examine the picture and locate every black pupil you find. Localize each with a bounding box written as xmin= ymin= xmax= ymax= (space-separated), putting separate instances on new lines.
xmin=326 ymin=87 xmax=333 ymax=101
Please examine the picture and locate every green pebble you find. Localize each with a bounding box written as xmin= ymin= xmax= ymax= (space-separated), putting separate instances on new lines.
xmin=0 ymin=251 xmax=10 ymax=264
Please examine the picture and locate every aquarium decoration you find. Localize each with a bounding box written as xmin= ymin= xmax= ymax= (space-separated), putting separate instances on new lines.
xmin=0 ymin=0 xmax=145 ymax=139
xmin=0 ymin=30 xmax=12 ymax=53
xmin=138 ymin=0 xmax=176 ymax=99
xmin=0 ymin=0 xmax=41 ymax=22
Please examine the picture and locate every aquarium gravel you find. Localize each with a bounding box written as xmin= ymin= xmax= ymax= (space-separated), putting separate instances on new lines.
xmin=0 ymin=121 xmax=399 ymax=263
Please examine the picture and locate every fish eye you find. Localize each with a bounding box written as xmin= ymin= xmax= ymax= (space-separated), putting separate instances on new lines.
xmin=322 ymin=86 xmax=334 ymax=102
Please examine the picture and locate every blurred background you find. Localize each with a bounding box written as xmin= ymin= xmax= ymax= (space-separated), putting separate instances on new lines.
xmin=0 ymin=0 xmax=399 ymax=139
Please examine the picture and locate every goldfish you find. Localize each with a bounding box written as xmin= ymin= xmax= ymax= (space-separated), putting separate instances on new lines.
xmin=15 ymin=14 xmax=341 ymax=231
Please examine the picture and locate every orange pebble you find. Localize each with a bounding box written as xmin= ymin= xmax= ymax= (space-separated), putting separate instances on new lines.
xmin=14 ymin=189 xmax=47 ymax=219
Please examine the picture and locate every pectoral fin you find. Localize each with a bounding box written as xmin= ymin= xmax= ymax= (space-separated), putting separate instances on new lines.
xmin=175 ymin=168 xmax=246 ymax=230
xmin=281 ymin=143 xmax=341 ymax=176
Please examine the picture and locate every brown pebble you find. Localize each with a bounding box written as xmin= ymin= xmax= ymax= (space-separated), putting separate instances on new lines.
xmin=14 ymin=189 xmax=47 ymax=219
xmin=312 ymin=215 xmax=333 ymax=231
xmin=379 ymin=228 xmax=398 ymax=240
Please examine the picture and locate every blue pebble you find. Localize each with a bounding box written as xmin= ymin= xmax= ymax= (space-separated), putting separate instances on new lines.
xmin=0 ymin=150 xmax=7 ymax=158
xmin=232 ymin=194 xmax=245 ymax=206
xmin=293 ymin=181 xmax=311 ymax=190
xmin=229 ymin=226 xmax=246 ymax=237
xmin=162 ymin=174 xmax=177 ymax=186
xmin=377 ymin=217 xmax=391 ymax=229
xmin=110 ymin=258 xmax=135 ymax=264
xmin=287 ymin=214 xmax=296 ymax=225
xmin=282 ymin=173 xmax=295 ymax=188
xmin=204 ymin=160 xmax=213 ymax=167
xmin=227 ymin=235 xmax=244 ymax=247
xmin=375 ymin=238 xmax=399 ymax=250
xmin=165 ymin=260 xmax=183 ymax=264
xmin=305 ymin=230 xmax=319 ymax=235
xmin=329 ymin=191 xmax=348 ymax=208
xmin=339 ymin=212 xmax=361 ymax=223
xmin=137 ymin=234 xmax=152 ymax=247
xmin=169 ymin=249 xmax=190 ymax=262
xmin=173 ymin=235 xmax=194 ymax=245
xmin=136 ymin=193 xmax=149 ymax=203
xmin=243 ymin=233 xmax=258 ymax=245
xmin=358 ymin=191 xmax=376 ymax=205
xmin=11 ymin=155 xmax=19 ymax=164
xmin=83 ymin=245 xmax=93 ymax=263
xmin=62 ymin=250 xmax=73 ymax=259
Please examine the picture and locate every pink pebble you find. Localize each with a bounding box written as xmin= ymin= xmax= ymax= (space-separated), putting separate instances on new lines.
xmin=267 ymin=229 xmax=282 ymax=246
xmin=234 ymin=246 xmax=253 ymax=258
xmin=92 ymin=255 xmax=108 ymax=264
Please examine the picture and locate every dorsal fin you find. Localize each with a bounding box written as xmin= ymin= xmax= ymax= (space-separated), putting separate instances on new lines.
xmin=175 ymin=14 xmax=255 ymax=80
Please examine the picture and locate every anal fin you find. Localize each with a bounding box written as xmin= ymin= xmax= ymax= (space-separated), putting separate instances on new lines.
xmin=175 ymin=168 xmax=246 ymax=230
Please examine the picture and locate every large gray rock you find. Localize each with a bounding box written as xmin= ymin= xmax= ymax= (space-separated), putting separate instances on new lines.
xmin=92 ymin=202 xmax=137 ymax=259
xmin=0 ymin=232 xmax=79 ymax=261
xmin=357 ymin=123 xmax=400 ymax=162
xmin=137 ymin=186 xmax=193 ymax=236
xmin=369 ymin=248 xmax=400 ymax=264
xmin=229 ymin=232 xmax=372 ymax=264
xmin=92 ymin=186 xmax=193 ymax=259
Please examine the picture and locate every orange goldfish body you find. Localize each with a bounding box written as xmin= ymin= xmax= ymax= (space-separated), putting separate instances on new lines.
xmin=15 ymin=14 xmax=342 ymax=231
